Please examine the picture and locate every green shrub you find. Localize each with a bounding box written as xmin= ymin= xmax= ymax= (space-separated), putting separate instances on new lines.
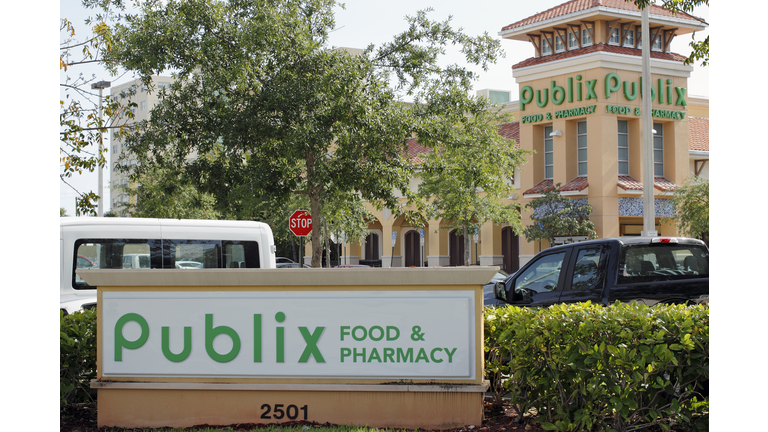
xmin=484 ymin=302 xmax=708 ymax=432
xmin=60 ymin=308 xmax=98 ymax=407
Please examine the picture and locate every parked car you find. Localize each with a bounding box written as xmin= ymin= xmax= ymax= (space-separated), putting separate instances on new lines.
xmin=277 ymin=262 xmax=311 ymax=268
xmin=333 ymin=264 xmax=371 ymax=268
xmin=492 ymin=236 xmax=708 ymax=308
xmin=276 ymin=257 xmax=295 ymax=264
xmin=175 ymin=260 xmax=203 ymax=269
xmin=483 ymin=270 xmax=511 ymax=307
xmin=76 ymin=254 xmax=96 ymax=269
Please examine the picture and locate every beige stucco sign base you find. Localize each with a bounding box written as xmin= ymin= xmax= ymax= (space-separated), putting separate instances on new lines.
xmin=81 ymin=267 xmax=495 ymax=430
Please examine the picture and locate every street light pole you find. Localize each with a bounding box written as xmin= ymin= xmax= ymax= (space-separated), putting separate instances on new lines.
xmin=91 ymin=80 xmax=111 ymax=217
xmin=640 ymin=7 xmax=656 ymax=237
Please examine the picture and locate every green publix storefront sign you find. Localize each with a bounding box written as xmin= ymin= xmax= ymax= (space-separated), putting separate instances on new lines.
xmin=519 ymin=73 xmax=687 ymax=124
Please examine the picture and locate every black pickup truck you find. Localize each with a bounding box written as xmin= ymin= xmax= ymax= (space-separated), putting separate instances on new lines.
xmin=493 ymin=236 xmax=709 ymax=307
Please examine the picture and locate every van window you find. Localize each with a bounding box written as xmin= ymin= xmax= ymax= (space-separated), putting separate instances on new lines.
xmin=617 ymin=244 xmax=708 ymax=284
xmin=74 ymin=239 xmax=159 ymax=288
xmin=73 ymin=239 xmax=261 ymax=289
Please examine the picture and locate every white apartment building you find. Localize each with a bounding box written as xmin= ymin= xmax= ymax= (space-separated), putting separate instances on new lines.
xmin=109 ymin=76 xmax=175 ymax=212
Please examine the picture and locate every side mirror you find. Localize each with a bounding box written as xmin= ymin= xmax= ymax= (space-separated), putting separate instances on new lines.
xmin=493 ymin=281 xmax=508 ymax=302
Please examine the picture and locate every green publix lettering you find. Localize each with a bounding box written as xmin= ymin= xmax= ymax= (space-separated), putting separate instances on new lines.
xmin=339 ymin=347 xmax=458 ymax=364
xmin=114 ymin=312 xmax=327 ymax=364
xmin=519 ymin=74 xmax=686 ymax=111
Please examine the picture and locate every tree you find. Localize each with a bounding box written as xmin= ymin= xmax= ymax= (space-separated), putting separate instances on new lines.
xmin=115 ymin=165 xmax=221 ymax=219
xmin=522 ymin=184 xmax=598 ymax=247
xmin=104 ymin=0 xmax=504 ymax=267
xmin=669 ymin=176 xmax=708 ymax=241
xmin=60 ymin=208 xmax=69 ymax=217
xmin=418 ymin=112 xmax=529 ymax=266
xmin=60 ymin=0 xmax=135 ymax=216
xmin=628 ymin=0 xmax=708 ymax=66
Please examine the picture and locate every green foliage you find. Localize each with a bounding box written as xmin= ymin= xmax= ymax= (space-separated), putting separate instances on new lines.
xmin=104 ymin=0 xmax=505 ymax=267
xmin=669 ymin=176 xmax=709 ymax=241
xmin=627 ymin=0 xmax=708 ymax=67
xmin=418 ymin=109 xmax=530 ymax=265
xmin=115 ymin=164 xmax=221 ymax=219
xmin=522 ymin=184 xmax=597 ymax=247
xmin=484 ymin=307 xmax=514 ymax=408
xmin=60 ymin=207 xmax=69 ymax=217
xmin=60 ymin=308 xmax=98 ymax=407
xmin=483 ymin=302 xmax=709 ymax=431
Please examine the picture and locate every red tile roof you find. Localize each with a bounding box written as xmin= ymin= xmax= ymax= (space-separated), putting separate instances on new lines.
xmin=406 ymin=137 xmax=432 ymax=163
xmin=618 ymin=175 xmax=643 ymax=191
xmin=688 ymin=117 xmax=709 ymax=152
xmin=617 ymin=176 xmax=677 ymax=192
xmin=512 ymin=43 xmax=688 ymax=69
xmin=523 ymin=179 xmax=555 ymax=196
xmin=653 ymin=177 xmax=677 ymax=192
xmin=501 ymin=0 xmax=702 ymax=32
xmin=498 ymin=122 xmax=520 ymax=142
xmin=560 ymin=176 xmax=589 ymax=192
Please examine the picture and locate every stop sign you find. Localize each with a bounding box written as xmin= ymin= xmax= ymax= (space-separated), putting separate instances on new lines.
xmin=289 ymin=210 xmax=312 ymax=237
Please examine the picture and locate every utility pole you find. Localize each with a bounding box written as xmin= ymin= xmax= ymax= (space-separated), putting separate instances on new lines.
xmin=91 ymin=80 xmax=111 ymax=217
xmin=640 ymin=7 xmax=657 ymax=237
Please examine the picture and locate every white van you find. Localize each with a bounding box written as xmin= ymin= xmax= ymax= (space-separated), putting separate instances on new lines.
xmin=61 ymin=218 xmax=277 ymax=314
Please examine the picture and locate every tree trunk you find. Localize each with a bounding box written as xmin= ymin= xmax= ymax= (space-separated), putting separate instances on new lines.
xmin=306 ymin=150 xmax=323 ymax=268
xmin=463 ymin=224 xmax=471 ymax=266
xmin=324 ymin=218 xmax=331 ymax=268
xmin=309 ymin=188 xmax=323 ymax=268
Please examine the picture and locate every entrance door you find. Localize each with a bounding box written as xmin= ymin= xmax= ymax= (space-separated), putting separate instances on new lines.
xmin=501 ymin=227 xmax=520 ymax=273
xmin=404 ymin=231 xmax=420 ymax=267
xmin=449 ymin=229 xmax=465 ymax=266
xmin=365 ymin=233 xmax=379 ymax=260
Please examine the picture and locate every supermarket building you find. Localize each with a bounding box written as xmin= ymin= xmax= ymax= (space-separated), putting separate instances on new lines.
xmin=337 ymin=0 xmax=709 ymax=271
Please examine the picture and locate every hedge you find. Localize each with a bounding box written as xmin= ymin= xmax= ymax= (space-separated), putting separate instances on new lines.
xmin=61 ymin=301 xmax=709 ymax=431
xmin=60 ymin=308 xmax=98 ymax=407
xmin=484 ymin=301 xmax=709 ymax=432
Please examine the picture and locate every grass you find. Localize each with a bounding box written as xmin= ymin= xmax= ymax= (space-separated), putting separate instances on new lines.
xmin=98 ymin=427 xmax=413 ymax=432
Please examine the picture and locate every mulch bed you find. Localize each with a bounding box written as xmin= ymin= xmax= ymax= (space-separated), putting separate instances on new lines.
xmin=61 ymin=400 xmax=547 ymax=432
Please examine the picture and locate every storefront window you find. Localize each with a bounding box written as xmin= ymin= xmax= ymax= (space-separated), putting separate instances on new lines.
xmin=544 ymin=126 xmax=554 ymax=179
xmin=653 ymin=123 xmax=664 ymax=177
xmin=618 ymin=120 xmax=629 ymax=175
xmin=577 ymin=121 xmax=588 ymax=176
xmin=624 ymin=29 xmax=635 ymax=47
xmin=555 ymin=35 xmax=565 ymax=52
xmin=542 ymin=36 xmax=553 ymax=55
xmin=568 ymin=31 xmax=579 ymax=49
xmin=609 ymin=28 xmax=620 ymax=45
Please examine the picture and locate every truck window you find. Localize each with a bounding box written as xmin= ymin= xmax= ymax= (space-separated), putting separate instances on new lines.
xmin=569 ymin=247 xmax=602 ymax=290
xmin=618 ymin=244 xmax=708 ymax=284
xmin=514 ymin=251 xmax=566 ymax=294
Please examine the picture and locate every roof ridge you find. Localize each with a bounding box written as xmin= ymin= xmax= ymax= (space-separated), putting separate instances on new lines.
xmin=502 ymin=0 xmax=703 ymax=32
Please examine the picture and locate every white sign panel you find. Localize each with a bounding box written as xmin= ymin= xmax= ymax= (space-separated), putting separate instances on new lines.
xmin=101 ymin=290 xmax=476 ymax=380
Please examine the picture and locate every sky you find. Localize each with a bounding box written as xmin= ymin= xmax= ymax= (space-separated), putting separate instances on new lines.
xmin=57 ymin=0 xmax=710 ymax=217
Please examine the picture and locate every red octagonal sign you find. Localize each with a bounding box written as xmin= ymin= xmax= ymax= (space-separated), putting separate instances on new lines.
xmin=289 ymin=210 xmax=312 ymax=237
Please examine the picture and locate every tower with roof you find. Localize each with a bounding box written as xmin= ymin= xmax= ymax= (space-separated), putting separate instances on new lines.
xmin=497 ymin=0 xmax=707 ymax=259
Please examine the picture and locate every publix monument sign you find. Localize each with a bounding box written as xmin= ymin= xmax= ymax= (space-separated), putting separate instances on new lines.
xmin=518 ymin=72 xmax=688 ymax=124
xmin=102 ymin=289 xmax=476 ymax=379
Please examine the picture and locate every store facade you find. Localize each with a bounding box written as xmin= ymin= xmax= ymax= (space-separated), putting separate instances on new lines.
xmin=320 ymin=0 xmax=709 ymax=270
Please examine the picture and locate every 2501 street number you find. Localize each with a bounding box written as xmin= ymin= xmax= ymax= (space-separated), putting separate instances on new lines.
xmin=260 ymin=404 xmax=308 ymax=420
